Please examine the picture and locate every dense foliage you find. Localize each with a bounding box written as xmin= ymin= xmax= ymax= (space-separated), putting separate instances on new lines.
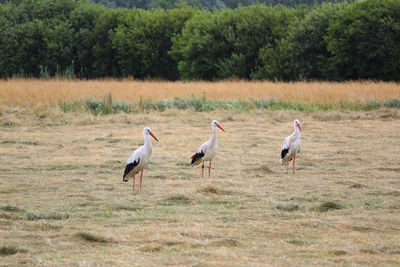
xmin=86 ymin=0 xmax=346 ymax=9
xmin=0 ymin=0 xmax=399 ymax=81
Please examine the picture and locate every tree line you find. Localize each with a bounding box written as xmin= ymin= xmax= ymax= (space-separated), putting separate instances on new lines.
xmin=0 ymin=0 xmax=399 ymax=81
xmin=86 ymin=0 xmax=345 ymax=10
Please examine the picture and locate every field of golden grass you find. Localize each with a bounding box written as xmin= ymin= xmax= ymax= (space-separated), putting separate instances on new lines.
xmin=1 ymin=105 xmax=400 ymax=265
xmin=1 ymin=79 xmax=400 ymax=105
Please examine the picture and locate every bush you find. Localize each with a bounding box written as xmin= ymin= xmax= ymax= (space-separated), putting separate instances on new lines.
xmin=384 ymin=98 xmax=400 ymax=108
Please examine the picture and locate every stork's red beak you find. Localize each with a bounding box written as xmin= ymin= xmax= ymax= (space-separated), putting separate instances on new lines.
xmin=297 ymin=124 xmax=302 ymax=131
xmin=217 ymin=124 xmax=225 ymax=132
xmin=149 ymin=131 xmax=159 ymax=142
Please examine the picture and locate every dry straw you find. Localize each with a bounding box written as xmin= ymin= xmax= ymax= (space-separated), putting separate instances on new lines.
xmin=0 ymin=79 xmax=399 ymax=105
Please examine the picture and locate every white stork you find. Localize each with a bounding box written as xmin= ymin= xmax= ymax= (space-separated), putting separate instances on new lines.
xmin=191 ymin=120 xmax=225 ymax=177
xmin=280 ymin=119 xmax=302 ymax=174
xmin=123 ymin=127 xmax=159 ymax=192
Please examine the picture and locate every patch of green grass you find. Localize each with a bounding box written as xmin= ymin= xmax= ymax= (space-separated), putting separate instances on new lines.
xmin=176 ymin=162 xmax=191 ymax=167
xmin=114 ymin=205 xmax=142 ymax=212
xmin=103 ymin=207 xmax=114 ymax=218
xmin=363 ymin=198 xmax=384 ymax=208
xmin=248 ymin=165 xmax=273 ymax=173
xmin=286 ymin=239 xmax=308 ymax=246
xmin=360 ymin=249 xmax=378 ymax=254
xmin=327 ymin=250 xmax=348 ymax=256
xmin=0 ymin=205 xmax=25 ymax=213
xmin=207 ymin=200 xmax=237 ymax=209
xmin=3 ymin=121 xmax=15 ymax=127
xmin=36 ymin=223 xmax=63 ymax=231
xmin=378 ymin=246 xmax=400 ymax=255
xmin=158 ymin=195 xmax=193 ymax=206
xmin=196 ymin=186 xmax=230 ymax=195
xmin=1 ymin=140 xmax=38 ymax=145
xmin=0 ymin=246 xmax=27 ymax=256
xmin=26 ymin=212 xmax=70 ymax=221
xmin=59 ymin=96 xmax=400 ymax=115
xmin=0 ymin=213 xmax=20 ymax=220
xmin=276 ymin=203 xmax=304 ymax=212
xmin=75 ymin=232 xmax=116 ymax=243
xmin=384 ymin=98 xmax=400 ymax=108
xmin=315 ymin=201 xmax=344 ymax=212
xmin=386 ymin=191 xmax=400 ymax=196
xmin=140 ymin=245 xmax=163 ymax=252
xmin=0 ymin=188 xmax=19 ymax=194
xmin=209 ymin=239 xmax=241 ymax=247
xmin=2 ymin=140 xmax=17 ymax=144
xmin=45 ymin=165 xmax=80 ymax=171
xmin=20 ymin=141 xmax=38 ymax=145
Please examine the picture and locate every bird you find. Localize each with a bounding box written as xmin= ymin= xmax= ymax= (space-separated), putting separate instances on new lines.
xmin=280 ymin=119 xmax=302 ymax=174
xmin=191 ymin=120 xmax=225 ymax=177
xmin=123 ymin=127 xmax=159 ymax=192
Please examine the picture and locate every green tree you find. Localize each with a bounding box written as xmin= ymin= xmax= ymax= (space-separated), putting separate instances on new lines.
xmin=172 ymin=5 xmax=301 ymax=80
xmin=326 ymin=0 xmax=400 ymax=81
xmin=90 ymin=9 xmax=128 ymax=77
xmin=272 ymin=2 xmax=347 ymax=80
xmin=0 ymin=0 xmax=77 ymax=77
xmin=113 ymin=6 xmax=197 ymax=79
xmin=0 ymin=3 xmax=19 ymax=77
xmin=70 ymin=1 xmax=107 ymax=78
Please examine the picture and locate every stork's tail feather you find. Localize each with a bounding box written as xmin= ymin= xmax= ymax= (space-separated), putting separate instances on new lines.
xmin=191 ymin=151 xmax=204 ymax=166
xmin=123 ymin=159 xmax=140 ymax=182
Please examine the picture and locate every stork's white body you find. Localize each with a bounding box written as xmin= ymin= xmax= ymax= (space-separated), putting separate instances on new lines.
xmin=123 ymin=127 xmax=158 ymax=191
xmin=191 ymin=120 xmax=225 ymax=177
xmin=280 ymin=120 xmax=301 ymax=173
xmin=194 ymin=131 xmax=218 ymax=164
xmin=125 ymin=139 xmax=153 ymax=178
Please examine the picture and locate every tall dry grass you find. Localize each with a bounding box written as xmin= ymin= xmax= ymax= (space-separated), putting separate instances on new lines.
xmin=0 ymin=78 xmax=399 ymax=105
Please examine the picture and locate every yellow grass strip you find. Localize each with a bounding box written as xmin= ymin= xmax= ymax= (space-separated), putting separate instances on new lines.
xmin=0 ymin=79 xmax=399 ymax=105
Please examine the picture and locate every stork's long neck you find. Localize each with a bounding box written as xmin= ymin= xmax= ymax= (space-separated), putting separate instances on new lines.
xmin=144 ymin=134 xmax=153 ymax=154
xmin=293 ymin=125 xmax=301 ymax=137
xmin=209 ymin=126 xmax=218 ymax=145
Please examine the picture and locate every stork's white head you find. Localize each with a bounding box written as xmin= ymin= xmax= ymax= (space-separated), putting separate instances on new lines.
xmin=294 ymin=119 xmax=301 ymax=132
xmin=211 ymin=120 xmax=225 ymax=132
xmin=143 ymin=127 xmax=159 ymax=142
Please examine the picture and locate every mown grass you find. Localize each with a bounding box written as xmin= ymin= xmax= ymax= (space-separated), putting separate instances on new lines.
xmin=59 ymin=96 xmax=400 ymax=115
xmin=0 ymin=106 xmax=399 ymax=266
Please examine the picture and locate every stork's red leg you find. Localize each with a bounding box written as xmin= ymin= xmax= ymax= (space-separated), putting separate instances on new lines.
xmin=293 ymin=155 xmax=296 ymax=174
xmin=140 ymin=170 xmax=143 ymax=191
xmin=208 ymin=160 xmax=212 ymax=177
xmin=133 ymin=175 xmax=136 ymax=192
xmin=286 ymin=160 xmax=289 ymax=174
xmin=202 ymin=162 xmax=204 ymax=178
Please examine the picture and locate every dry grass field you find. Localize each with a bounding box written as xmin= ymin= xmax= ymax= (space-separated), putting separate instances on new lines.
xmin=1 ymin=103 xmax=400 ymax=265
xmin=1 ymin=80 xmax=400 ymax=265
xmin=1 ymin=79 xmax=400 ymax=105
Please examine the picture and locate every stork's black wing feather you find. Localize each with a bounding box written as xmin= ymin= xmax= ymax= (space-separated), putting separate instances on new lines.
xmin=191 ymin=151 xmax=204 ymax=165
xmin=123 ymin=159 xmax=140 ymax=181
xmin=281 ymin=147 xmax=289 ymax=159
